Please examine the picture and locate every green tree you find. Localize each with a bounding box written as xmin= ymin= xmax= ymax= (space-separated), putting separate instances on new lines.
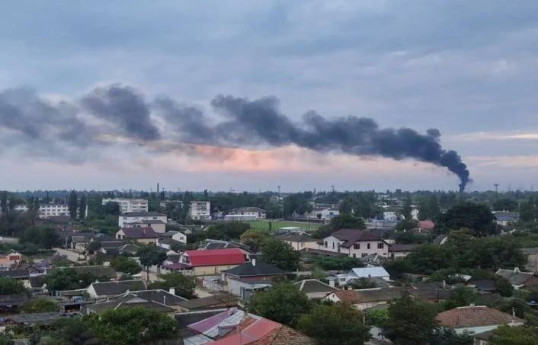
xmin=148 ymin=272 xmax=196 ymax=299
xmin=137 ymin=246 xmax=167 ymax=281
xmin=0 ymin=277 xmax=26 ymax=295
xmin=20 ymin=298 xmax=59 ymax=313
xmin=492 ymin=198 xmax=518 ymax=212
xmin=43 ymin=317 xmax=94 ymax=345
xmin=206 ymin=222 xmax=250 ymax=240
xmin=78 ymin=194 xmax=87 ymax=220
xmin=298 ymin=303 xmax=370 ymax=345
xmin=68 ymin=190 xmax=78 ymax=220
xmin=85 ymin=307 xmax=179 ymax=345
xmin=249 ymin=282 xmax=311 ymax=326
xmin=19 ymin=226 xmax=61 ymax=249
xmin=519 ymin=198 xmax=536 ymax=223
xmin=45 ymin=268 xmax=104 ymax=291
xmin=260 ymin=238 xmax=300 ymax=271
xmin=489 ymin=325 xmax=538 ymax=345
xmin=240 ymin=229 xmax=269 ymax=252
xmin=444 ymin=287 xmax=478 ymax=310
xmin=110 ymin=256 xmax=142 ymax=275
xmin=402 ymin=195 xmax=412 ymax=220
xmin=418 ymin=195 xmax=440 ymax=220
xmin=429 ymin=328 xmax=472 ymax=345
xmin=382 ymin=293 xmax=438 ymax=345
xmin=339 ymin=197 xmax=353 ymax=215
xmin=438 ymin=202 xmax=497 ymax=237
xmin=0 ymin=334 xmax=13 ymax=345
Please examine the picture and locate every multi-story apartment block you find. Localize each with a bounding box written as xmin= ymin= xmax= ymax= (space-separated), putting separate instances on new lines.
xmin=102 ymin=198 xmax=148 ymax=214
xmin=14 ymin=203 xmax=73 ymax=218
xmin=189 ymin=201 xmax=211 ymax=221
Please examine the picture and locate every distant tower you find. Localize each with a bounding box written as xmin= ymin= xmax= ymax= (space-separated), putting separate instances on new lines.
xmin=331 ymin=185 xmax=335 ymax=193
xmin=494 ymin=183 xmax=499 ymax=194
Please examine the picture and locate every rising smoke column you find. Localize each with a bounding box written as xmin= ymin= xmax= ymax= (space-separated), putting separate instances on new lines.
xmin=0 ymin=84 xmax=471 ymax=190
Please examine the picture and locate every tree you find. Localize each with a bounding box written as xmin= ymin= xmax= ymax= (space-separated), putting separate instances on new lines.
xmin=19 ymin=226 xmax=61 ymax=249
xmin=148 ymin=272 xmax=196 ymax=299
xmin=137 ymin=246 xmax=167 ymax=281
xmin=382 ymin=293 xmax=438 ymax=345
xmin=492 ymin=198 xmax=518 ymax=212
xmin=298 ymin=303 xmax=370 ymax=345
xmin=437 ymin=202 xmax=497 ymax=237
xmin=68 ymin=190 xmax=78 ymax=220
xmin=45 ymin=268 xmax=105 ymax=291
xmin=240 ymin=229 xmax=269 ymax=252
xmin=314 ymin=214 xmax=366 ymax=239
xmin=402 ymin=195 xmax=412 ymax=220
xmin=429 ymin=328 xmax=472 ymax=345
xmin=418 ymin=195 xmax=440 ymax=220
xmin=44 ymin=318 xmax=94 ymax=345
xmin=20 ymin=298 xmax=59 ymax=313
xmin=489 ymin=325 xmax=538 ymax=345
xmin=260 ymin=238 xmax=300 ymax=271
xmin=339 ymin=197 xmax=353 ymax=215
xmin=110 ymin=256 xmax=142 ymax=275
xmin=444 ymin=287 xmax=478 ymax=310
xmin=206 ymin=222 xmax=250 ymax=240
xmin=519 ymin=198 xmax=536 ymax=223
xmin=0 ymin=334 xmax=13 ymax=345
xmin=85 ymin=307 xmax=179 ymax=345
xmin=78 ymin=194 xmax=87 ymax=220
xmin=249 ymin=282 xmax=311 ymax=326
xmin=0 ymin=277 xmax=26 ymax=295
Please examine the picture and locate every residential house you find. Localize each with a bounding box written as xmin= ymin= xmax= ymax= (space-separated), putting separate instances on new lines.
xmin=0 ymin=251 xmax=22 ymax=268
xmin=418 ymin=220 xmax=435 ymax=233
xmin=436 ymin=305 xmax=523 ymax=335
xmin=85 ymin=289 xmax=185 ymax=315
xmin=307 ymin=207 xmax=340 ymax=220
xmin=226 ymin=207 xmax=267 ymax=220
xmin=189 ymin=201 xmax=211 ymax=221
xmin=276 ymin=233 xmax=318 ymax=251
xmin=102 ymin=198 xmax=148 ymax=214
xmin=166 ymin=248 xmax=247 ymax=276
xmin=99 ymin=240 xmax=127 ymax=255
xmin=324 ymin=287 xmax=450 ymax=310
xmin=197 ymin=314 xmax=315 ymax=345
xmin=158 ymin=230 xmax=187 ymax=244
xmin=86 ymin=280 xmax=146 ymax=298
xmin=433 ymin=234 xmax=449 ymax=245
xmin=492 ymin=211 xmax=520 ymax=227
xmin=320 ymin=229 xmax=389 ymax=258
xmin=389 ymin=244 xmax=418 ymax=259
xmin=382 ymin=209 xmax=400 ymax=221
xmin=118 ymin=212 xmax=167 ymax=228
xmin=521 ymin=247 xmax=538 ymax=273
xmin=334 ymin=267 xmax=391 ymax=286
xmin=495 ymin=267 xmax=538 ymax=290
xmin=177 ymin=294 xmax=238 ymax=312
xmin=0 ymin=270 xmax=31 ymax=288
xmin=223 ymin=260 xmax=286 ymax=298
xmin=115 ymin=226 xmax=159 ymax=245
xmin=294 ymin=279 xmax=337 ymax=299
xmin=366 ymin=219 xmax=398 ymax=230
xmin=198 ymin=239 xmax=252 ymax=254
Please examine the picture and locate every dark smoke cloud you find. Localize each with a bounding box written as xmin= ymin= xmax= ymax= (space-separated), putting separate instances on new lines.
xmin=0 ymin=84 xmax=470 ymax=190
xmin=81 ymin=84 xmax=160 ymax=141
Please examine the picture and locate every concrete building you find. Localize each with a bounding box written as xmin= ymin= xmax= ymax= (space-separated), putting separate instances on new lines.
xmin=189 ymin=201 xmax=211 ymax=221
xmin=119 ymin=212 xmax=167 ymax=228
xmin=102 ymin=198 xmax=148 ymax=214
xmin=14 ymin=203 xmax=78 ymax=219
xmin=227 ymin=207 xmax=266 ymax=220
xmin=320 ymin=229 xmax=389 ymax=258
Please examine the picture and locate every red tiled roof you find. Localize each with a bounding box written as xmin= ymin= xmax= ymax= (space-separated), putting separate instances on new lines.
xmin=120 ymin=227 xmax=158 ymax=239
xmin=418 ymin=220 xmax=435 ymax=230
xmin=436 ymin=306 xmax=523 ymax=329
xmin=185 ymin=248 xmax=246 ymax=267
xmin=329 ymin=290 xmax=362 ymax=304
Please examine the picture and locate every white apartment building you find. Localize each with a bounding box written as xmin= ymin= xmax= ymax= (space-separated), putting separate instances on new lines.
xmin=189 ymin=201 xmax=211 ymax=221
xmin=102 ymin=198 xmax=148 ymax=214
xmin=14 ymin=204 xmax=72 ymax=218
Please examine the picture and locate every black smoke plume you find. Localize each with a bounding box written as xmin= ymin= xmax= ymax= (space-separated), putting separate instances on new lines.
xmin=0 ymin=84 xmax=470 ymax=190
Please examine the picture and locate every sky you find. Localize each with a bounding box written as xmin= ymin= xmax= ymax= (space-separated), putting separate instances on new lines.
xmin=1 ymin=1 xmax=537 ymax=192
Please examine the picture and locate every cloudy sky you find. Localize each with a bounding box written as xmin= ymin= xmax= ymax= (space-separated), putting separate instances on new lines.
xmin=1 ymin=1 xmax=537 ymax=192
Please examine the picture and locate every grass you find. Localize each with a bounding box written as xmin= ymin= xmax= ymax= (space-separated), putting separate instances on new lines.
xmin=247 ymin=220 xmax=321 ymax=232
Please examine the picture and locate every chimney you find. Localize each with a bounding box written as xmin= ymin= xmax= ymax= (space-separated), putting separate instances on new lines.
xmin=252 ymin=259 xmax=256 ymax=266
xmin=169 ymin=287 xmax=176 ymax=295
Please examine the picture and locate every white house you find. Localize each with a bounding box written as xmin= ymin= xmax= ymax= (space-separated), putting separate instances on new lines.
xmin=382 ymin=210 xmax=400 ymax=221
xmin=320 ymin=229 xmax=389 ymax=258
xmin=436 ymin=306 xmax=523 ymax=335
xmin=189 ymin=201 xmax=211 ymax=221
xmin=102 ymin=198 xmax=148 ymax=214
xmin=118 ymin=212 xmax=167 ymax=228
xmin=308 ymin=208 xmax=340 ymax=220
xmin=227 ymin=207 xmax=266 ymax=220
xmin=334 ymin=266 xmax=391 ymax=285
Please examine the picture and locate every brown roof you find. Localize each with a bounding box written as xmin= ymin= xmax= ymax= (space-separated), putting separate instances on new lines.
xmin=330 ymin=290 xmax=362 ymax=304
xmin=330 ymin=229 xmax=383 ymax=248
xmin=436 ymin=306 xmax=523 ymax=329
xmin=252 ymin=324 xmax=316 ymax=345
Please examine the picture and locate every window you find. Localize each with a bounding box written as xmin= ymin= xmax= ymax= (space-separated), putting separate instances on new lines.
xmin=361 ymin=253 xmax=367 ymax=257
xmin=324 ymin=241 xmax=328 ymax=248
xmin=332 ymin=242 xmax=335 ymax=249
xmin=378 ymin=243 xmax=384 ymax=249
xmin=353 ymin=243 xmax=360 ymax=249
xmin=352 ymin=254 xmax=356 ymax=258
xmin=367 ymin=243 xmax=371 ymax=249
